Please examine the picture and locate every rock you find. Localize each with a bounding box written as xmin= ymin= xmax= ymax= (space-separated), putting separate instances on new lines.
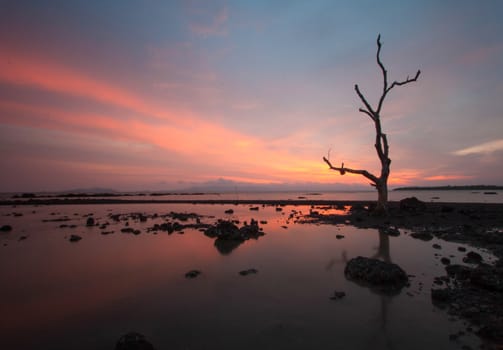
xmin=0 ymin=225 xmax=13 ymax=232
xmin=336 ymin=234 xmax=345 ymax=239
xmin=185 ymin=270 xmax=201 ymax=279
xmin=410 ymin=232 xmax=433 ymax=241
xmin=432 ymin=243 xmax=442 ymax=250
xmin=446 ymin=264 xmax=472 ymax=280
xmin=463 ymin=251 xmax=483 ymax=264
xmin=440 ymin=257 xmax=451 ymax=265
xmin=399 ymin=197 xmax=426 ymax=212
xmin=86 ymin=217 xmax=95 ymax=226
xmin=115 ymin=332 xmax=155 ymax=350
xmin=224 ymin=209 xmax=234 ymax=214
xmin=344 ymin=256 xmax=408 ymax=294
xmin=330 ymin=290 xmax=346 ymax=300
xmin=121 ymin=227 xmax=141 ymax=235
xmin=239 ymin=268 xmax=258 ymax=276
xmin=69 ymin=234 xmax=82 ymax=242
xmin=458 ymin=246 xmax=467 ymax=252
xmin=380 ymin=226 xmax=400 ymax=236
xmin=431 ymin=288 xmax=451 ymax=303
xmin=470 ymin=265 xmax=503 ymax=292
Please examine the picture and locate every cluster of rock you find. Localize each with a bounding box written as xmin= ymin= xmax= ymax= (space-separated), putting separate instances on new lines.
xmin=204 ymin=219 xmax=264 ymax=240
xmin=204 ymin=219 xmax=265 ymax=255
xmin=431 ymin=259 xmax=503 ymax=344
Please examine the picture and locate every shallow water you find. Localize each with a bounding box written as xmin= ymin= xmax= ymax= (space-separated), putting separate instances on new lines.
xmin=0 ymin=203 xmax=495 ymax=349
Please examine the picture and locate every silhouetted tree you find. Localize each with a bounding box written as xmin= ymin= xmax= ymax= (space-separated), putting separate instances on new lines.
xmin=324 ymin=35 xmax=420 ymax=214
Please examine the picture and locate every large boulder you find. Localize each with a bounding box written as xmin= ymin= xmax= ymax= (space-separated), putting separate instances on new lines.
xmin=345 ymin=256 xmax=408 ymax=294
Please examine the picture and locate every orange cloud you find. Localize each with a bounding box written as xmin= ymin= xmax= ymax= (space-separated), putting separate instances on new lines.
xmin=424 ymin=175 xmax=473 ymax=181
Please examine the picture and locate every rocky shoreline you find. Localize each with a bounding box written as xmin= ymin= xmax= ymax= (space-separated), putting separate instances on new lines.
xmin=299 ymin=198 xmax=503 ymax=349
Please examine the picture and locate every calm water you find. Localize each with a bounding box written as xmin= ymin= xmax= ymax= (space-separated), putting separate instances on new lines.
xmin=2 ymin=189 xmax=502 ymax=203
xmin=0 ymin=203 xmax=496 ymax=349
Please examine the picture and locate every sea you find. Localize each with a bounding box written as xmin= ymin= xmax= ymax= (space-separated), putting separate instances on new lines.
xmin=1 ymin=189 xmax=502 ymax=203
xmin=0 ymin=189 xmax=500 ymax=349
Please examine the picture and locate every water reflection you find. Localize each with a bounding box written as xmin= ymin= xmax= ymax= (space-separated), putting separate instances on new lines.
xmin=348 ymin=228 xmax=398 ymax=350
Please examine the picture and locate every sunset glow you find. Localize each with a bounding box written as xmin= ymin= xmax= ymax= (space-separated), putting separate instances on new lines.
xmin=1 ymin=1 xmax=502 ymax=192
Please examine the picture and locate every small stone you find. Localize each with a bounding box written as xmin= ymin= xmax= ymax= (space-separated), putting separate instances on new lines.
xmin=69 ymin=234 xmax=82 ymax=242
xmin=440 ymin=257 xmax=451 ymax=265
xmin=86 ymin=217 xmax=95 ymax=226
xmin=330 ymin=291 xmax=346 ymax=300
xmin=432 ymin=244 xmax=442 ymax=250
xmin=239 ymin=268 xmax=258 ymax=276
xmin=336 ymin=234 xmax=345 ymax=239
xmin=457 ymin=246 xmax=467 ymax=252
xmin=185 ymin=270 xmax=201 ymax=279
xmin=224 ymin=209 xmax=234 ymax=214
xmin=410 ymin=232 xmax=433 ymax=241
xmin=115 ymin=332 xmax=155 ymax=350
xmin=0 ymin=225 xmax=13 ymax=232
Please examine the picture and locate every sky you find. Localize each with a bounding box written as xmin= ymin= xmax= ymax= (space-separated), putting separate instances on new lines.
xmin=1 ymin=0 xmax=502 ymax=192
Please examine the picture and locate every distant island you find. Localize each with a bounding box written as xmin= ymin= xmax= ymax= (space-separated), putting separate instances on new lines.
xmin=393 ymin=185 xmax=503 ymax=191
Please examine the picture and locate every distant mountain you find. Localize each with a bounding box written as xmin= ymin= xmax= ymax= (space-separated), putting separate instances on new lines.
xmin=59 ymin=187 xmax=118 ymax=194
xmin=393 ymin=185 xmax=503 ymax=191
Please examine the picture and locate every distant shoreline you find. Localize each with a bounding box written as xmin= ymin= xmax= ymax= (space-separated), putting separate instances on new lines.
xmin=393 ymin=185 xmax=503 ymax=191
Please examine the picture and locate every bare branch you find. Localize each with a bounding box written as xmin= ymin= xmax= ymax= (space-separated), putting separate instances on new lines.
xmin=388 ymin=69 xmax=421 ymax=90
xmin=323 ymin=156 xmax=379 ymax=184
xmin=358 ymin=108 xmax=375 ymax=120
xmin=354 ymin=84 xmax=375 ymax=116
xmin=376 ymin=34 xmax=388 ymax=94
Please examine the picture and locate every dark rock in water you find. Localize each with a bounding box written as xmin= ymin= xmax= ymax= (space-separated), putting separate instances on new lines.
xmin=410 ymin=231 xmax=433 ymax=241
xmin=275 ymin=207 xmax=283 ymax=212
xmin=463 ymin=251 xmax=483 ymax=264
xmin=224 ymin=209 xmax=234 ymax=214
xmin=115 ymin=332 xmax=155 ymax=350
xmin=69 ymin=234 xmax=82 ymax=242
xmin=441 ymin=205 xmax=454 ymax=213
xmin=458 ymin=246 xmax=467 ymax=252
xmin=86 ymin=217 xmax=95 ymax=226
xmin=185 ymin=270 xmax=201 ymax=279
xmin=431 ymin=288 xmax=451 ymax=303
xmin=446 ymin=264 xmax=472 ymax=280
xmin=469 ymin=265 xmax=503 ymax=292
xmin=0 ymin=225 xmax=13 ymax=232
xmin=330 ymin=290 xmax=346 ymax=300
xmin=205 ymin=220 xmax=241 ymax=239
xmin=336 ymin=234 xmax=345 ymax=239
xmin=432 ymin=243 xmax=442 ymax=250
xmin=239 ymin=268 xmax=258 ymax=276
xmin=344 ymin=256 xmax=408 ymax=294
xmin=440 ymin=257 xmax=451 ymax=265
xmin=380 ymin=226 xmax=400 ymax=236
xmin=249 ymin=206 xmax=259 ymax=211
xmin=399 ymin=197 xmax=426 ymax=212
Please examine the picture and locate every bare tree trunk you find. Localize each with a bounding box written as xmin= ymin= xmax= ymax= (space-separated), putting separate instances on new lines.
xmin=376 ymin=181 xmax=388 ymax=214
